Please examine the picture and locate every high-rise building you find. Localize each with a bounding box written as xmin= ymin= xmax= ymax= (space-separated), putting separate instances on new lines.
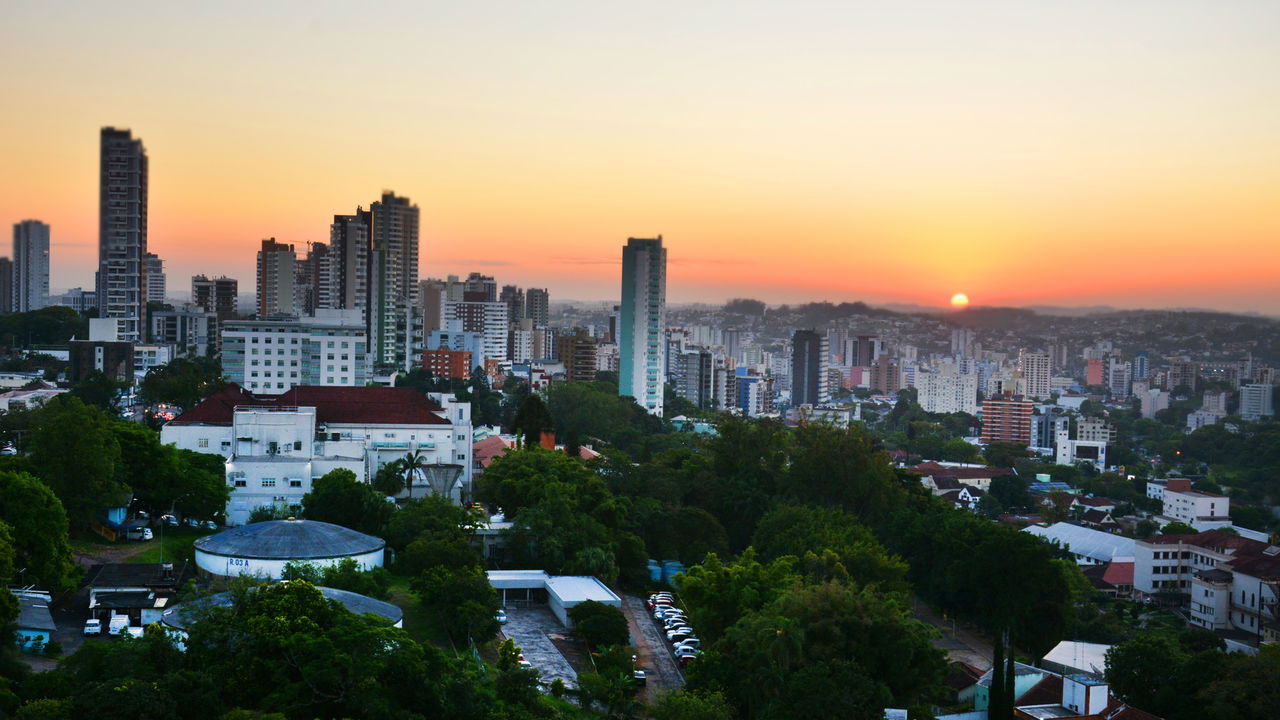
xmin=1239 ymin=384 xmax=1275 ymax=421
xmin=525 ymin=288 xmax=549 ymax=326
xmin=143 ymin=252 xmax=165 ymax=304
xmin=870 ymin=356 xmax=902 ymax=394
xmin=979 ymin=395 xmax=1034 ymax=446
xmin=0 ymin=258 xmax=12 ymax=314
xmin=950 ymin=327 xmax=975 ymax=358
xmin=1020 ymin=350 xmax=1051 ymax=399
xmin=256 ymin=238 xmax=296 ymax=317
xmin=464 ymin=273 xmax=497 ymax=302
xmin=326 ymin=211 xmax=370 ymax=312
xmin=1133 ymin=350 xmax=1150 ymax=381
xmin=791 ymin=330 xmax=831 ymax=406
xmin=918 ymin=370 xmax=978 ymax=415
xmin=192 ymin=275 xmax=238 ymax=319
xmin=619 ymin=237 xmax=667 ymax=415
xmin=97 ymin=127 xmax=148 ymax=341
xmin=500 ymin=285 xmax=525 ymax=324
xmin=369 ymin=192 xmax=420 ymax=368
xmin=555 ymin=328 xmax=599 ymax=383
xmin=1107 ymin=359 xmax=1133 ymax=398
xmin=442 ymin=297 xmax=508 ymax=369
xmin=12 ymin=220 xmax=50 ymax=312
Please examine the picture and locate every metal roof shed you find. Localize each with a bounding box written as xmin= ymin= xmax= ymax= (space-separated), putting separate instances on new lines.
xmin=545 ymin=575 xmax=621 ymax=627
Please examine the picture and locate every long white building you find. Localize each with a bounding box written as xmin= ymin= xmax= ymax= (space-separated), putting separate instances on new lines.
xmin=162 ymin=384 xmax=473 ymax=526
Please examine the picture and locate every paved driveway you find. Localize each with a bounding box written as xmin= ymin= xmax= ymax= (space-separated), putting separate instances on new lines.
xmin=499 ymin=606 xmax=578 ymax=689
xmin=620 ymin=594 xmax=685 ymax=700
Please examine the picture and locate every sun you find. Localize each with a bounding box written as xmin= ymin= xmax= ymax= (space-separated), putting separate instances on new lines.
xmin=950 ymin=293 xmax=970 ymax=308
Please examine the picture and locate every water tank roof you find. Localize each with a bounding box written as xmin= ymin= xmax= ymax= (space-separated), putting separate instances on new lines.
xmin=193 ymin=519 xmax=385 ymax=560
xmin=160 ymin=585 xmax=403 ymax=631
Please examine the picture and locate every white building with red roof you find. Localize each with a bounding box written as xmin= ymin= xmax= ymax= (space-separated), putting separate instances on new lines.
xmin=161 ymin=384 xmax=472 ymax=525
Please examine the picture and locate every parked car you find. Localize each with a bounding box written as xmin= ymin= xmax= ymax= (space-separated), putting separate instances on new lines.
xmin=664 ymin=620 xmax=689 ymax=631
xmin=83 ymin=618 xmax=102 ymax=636
xmin=518 ymin=659 xmax=534 ymax=671
xmin=201 ymin=520 xmax=217 ymax=530
xmin=674 ymin=645 xmax=701 ymax=657
xmin=632 ymin=669 xmax=647 ymax=687
xmin=678 ymin=653 xmax=697 ymax=667
xmin=161 ymin=515 xmax=179 ymax=527
xmin=140 ymin=528 xmax=153 ymax=541
xmin=185 ymin=518 xmax=200 ymax=528
xmin=673 ymin=638 xmax=701 ymax=651
xmin=667 ymin=628 xmax=695 ymax=642
xmin=495 ymin=609 xmax=508 ymax=624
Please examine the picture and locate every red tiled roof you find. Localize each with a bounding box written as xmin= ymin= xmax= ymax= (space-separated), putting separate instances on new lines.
xmin=1075 ymin=496 xmax=1117 ymax=507
xmin=473 ymin=435 xmax=515 ymax=469
xmin=1102 ymin=561 xmax=1135 ymax=586
xmin=170 ymin=383 xmax=449 ymax=426
xmin=1081 ymin=508 xmax=1116 ymax=525
xmin=1228 ymin=553 xmax=1280 ymax=580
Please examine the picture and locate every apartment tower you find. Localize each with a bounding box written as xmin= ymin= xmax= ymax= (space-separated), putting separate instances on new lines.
xmin=619 ymin=237 xmax=667 ymax=415
xmin=12 ymin=220 xmax=51 ymax=312
xmin=97 ymin=127 xmax=148 ymax=341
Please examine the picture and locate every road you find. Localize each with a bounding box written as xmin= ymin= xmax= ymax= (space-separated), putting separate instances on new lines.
xmin=912 ymin=598 xmax=993 ymax=671
xmin=620 ymin=594 xmax=685 ymax=702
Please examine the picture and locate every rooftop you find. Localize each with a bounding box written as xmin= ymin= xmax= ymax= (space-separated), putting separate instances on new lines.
xmin=1023 ymin=522 xmax=1136 ymax=563
xmin=87 ymin=562 xmax=191 ymax=590
xmin=545 ymin=575 xmax=621 ymax=604
xmin=160 ymin=584 xmax=402 ymax=632
xmin=170 ymin=384 xmax=450 ymax=426
xmin=16 ymin=595 xmax=56 ymax=632
xmin=194 ymin=519 xmax=385 ymax=560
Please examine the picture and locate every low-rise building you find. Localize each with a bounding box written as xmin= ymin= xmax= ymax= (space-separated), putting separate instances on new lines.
xmin=1024 ymin=522 xmax=1135 ymax=566
xmin=161 ymin=384 xmax=473 ymax=525
xmin=221 ymin=310 xmax=369 ymax=395
xmin=1158 ymin=478 xmax=1230 ymax=531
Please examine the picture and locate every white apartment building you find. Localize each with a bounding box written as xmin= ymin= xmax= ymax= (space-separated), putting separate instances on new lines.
xmin=443 ymin=299 xmax=509 ymax=369
xmin=1239 ymin=383 xmax=1275 ymax=421
xmin=221 ymin=309 xmax=369 ymax=394
xmin=917 ymin=369 xmax=978 ymax=415
xmin=1159 ymin=478 xmax=1230 ymax=530
xmin=1135 ymin=529 xmax=1279 ymax=644
xmin=1019 ymin=350 xmax=1051 ymax=399
xmin=161 ymin=384 xmax=473 ymax=526
xmin=618 ymin=237 xmax=667 ymax=415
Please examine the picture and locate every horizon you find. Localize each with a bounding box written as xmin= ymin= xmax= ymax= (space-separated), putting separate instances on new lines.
xmin=4 ymin=2 xmax=1279 ymax=314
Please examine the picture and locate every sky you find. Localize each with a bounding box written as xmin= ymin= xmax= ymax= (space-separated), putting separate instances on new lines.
xmin=2 ymin=1 xmax=1279 ymax=313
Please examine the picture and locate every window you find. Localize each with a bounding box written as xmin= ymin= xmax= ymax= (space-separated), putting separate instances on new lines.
xmin=261 ymin=479 xmax=276 ymax=488
xmin=289 ymin=479 xmax=302 ymax=488
xmin=234 ymin=479 xmax=246 ymax=487
xmin=198 ymin=438 xmax=209 ymax=448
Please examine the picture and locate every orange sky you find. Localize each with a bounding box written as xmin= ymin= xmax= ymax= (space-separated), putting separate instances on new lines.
xmin=2 ymin=2 xmax=1279 ymax=313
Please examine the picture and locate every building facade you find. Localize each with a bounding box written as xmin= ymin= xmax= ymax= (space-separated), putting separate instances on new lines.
xmin=192 ymin=275 xmax=238 ymax=319
xmin=618 ymin=237 xmax=666 ymax=415
xmin=162 ymin=385 xmax=473 ymax=526
xmin=980 ymin=395 xmax=1034 ymax=445
xmin=97 ymin=127 xmax=148 ymax=341
xmin=221 ymin=310 xmax=370 ymax=394
xmin=12 ymin=220 xmax=50 ymax=312
xmin=791 ymin=330 xmax=831 ymax=406
xmin=918 ymin=369 xmax=978 ymax=415
xmin=256 ymin=239 xmax=296 ymax=317
xmin=369 ymin=192 xmax=420 ymax=368
xmin=143 ymin=252 xmax=165 ymax=304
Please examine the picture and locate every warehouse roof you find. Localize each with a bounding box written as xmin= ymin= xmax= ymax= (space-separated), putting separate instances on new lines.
xmin=194 ymin=519 xmax=385 ymax=560
xmin=1023 ymin=522 xmax=1135 ymax=563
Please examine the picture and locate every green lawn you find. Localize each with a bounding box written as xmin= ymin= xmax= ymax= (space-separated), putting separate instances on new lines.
xmin=129 ymin=527 xmax=214 ymax=565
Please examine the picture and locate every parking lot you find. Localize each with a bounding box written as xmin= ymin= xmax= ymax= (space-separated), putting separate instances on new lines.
xmin=621 ymin=594 xmax=685 ymax=699
xmin=498 ymin=606 xmax=578 ymax=690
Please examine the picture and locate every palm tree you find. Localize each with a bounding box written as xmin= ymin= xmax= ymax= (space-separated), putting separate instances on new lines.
xmin=400 ymin=449 xmax=429 ymax=499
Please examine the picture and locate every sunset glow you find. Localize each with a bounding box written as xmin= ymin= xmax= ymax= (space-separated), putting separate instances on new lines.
xmin=951 ymin=293 xmax=970 ymax=309
xmin=2 ymin=2 xmax=1279 ymax=312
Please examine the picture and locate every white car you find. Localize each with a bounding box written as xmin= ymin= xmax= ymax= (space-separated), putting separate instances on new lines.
xmin=84 ymin=618 xmax=102 ymax=636
xmin=140 ymin=528 xmax=153 ymax=541
xmin=496 ymin=609 xmax=508 ymax=624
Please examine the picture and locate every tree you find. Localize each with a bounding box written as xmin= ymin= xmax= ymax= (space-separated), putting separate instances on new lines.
xmin=280 ymin=557 xmax=391 ymax=599
xmin=567 ymin=600 xmax=630 ymax=648
xmin=411 ymin=564 xmax=500 ymax=645
xmin=1161 ymin=521 xmax=1197 ymax=535
xmin=510 ymin=394 xmax=555 ymax=448
xmin=138 ymin=357 xmax=224 ymax=411
xmin=27 ymin=397 xmax=126 ymax=529
xmin=1133 ymin=518 xmax=1160 ymax=539
xmin=399 ymin=449 xmax=430 ymax=499
xmin=676 ymin=550 xmax=796 ymax=642
xmin=652 ymin=689 xmax=734 ymax=720
xmin=1105 ymin=634 xmax=1188 ymax=715
xmin=988 ymin=474 xmax=1031 ymax=511
xmin=371 ymin=460 xmax=406 ymax=496
xmin=751 ymin=505 xmax=908 ymax=594
xmin=0 ymin=472 xmax=75 ymax=591
xmin=690 ymin=581 xmax=946 ymax=720
xmin=69 ymin=371 xmax=126 ymax=412
xmin=983 ymin=442 xmax=1028 ymax=468
xmin=301 ymin=468 xmax=393 ymax=536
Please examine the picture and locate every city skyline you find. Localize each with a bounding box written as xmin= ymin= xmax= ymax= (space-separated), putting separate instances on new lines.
xmin=2 ymin=2 xmax=1279 ymax=314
